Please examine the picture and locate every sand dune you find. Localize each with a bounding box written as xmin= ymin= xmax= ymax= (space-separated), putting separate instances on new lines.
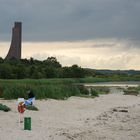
xmin=0 ymin=93 xmax=140 ymax=140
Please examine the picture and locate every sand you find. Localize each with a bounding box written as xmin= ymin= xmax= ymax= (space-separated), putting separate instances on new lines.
xmin=0 ymin=92 xmax=140 ymax=140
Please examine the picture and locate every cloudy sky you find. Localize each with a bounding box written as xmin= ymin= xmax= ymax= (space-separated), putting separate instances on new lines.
xmin=0 ymin=0 xmax=140 ymax=70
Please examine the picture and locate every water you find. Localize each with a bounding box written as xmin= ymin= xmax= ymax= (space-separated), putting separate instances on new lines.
xmin=78 ymin=81 xmax=140 ymax=87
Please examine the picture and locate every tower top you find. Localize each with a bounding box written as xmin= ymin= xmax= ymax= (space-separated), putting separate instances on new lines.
xmin=15 ymin=22 xmax=22 ymax=28
xmin=5 ymin=22 xmax=22 ymax=59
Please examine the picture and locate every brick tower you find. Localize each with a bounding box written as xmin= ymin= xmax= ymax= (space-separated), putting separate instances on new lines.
xmin=6 ymin=22 xmax=22 ymax=59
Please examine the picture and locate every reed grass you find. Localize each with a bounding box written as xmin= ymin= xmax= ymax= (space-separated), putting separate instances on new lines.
xmin=0 ymin=78 xmax=134 ymax=100
xmin=0 ymin=80 xmax=82 ymax=100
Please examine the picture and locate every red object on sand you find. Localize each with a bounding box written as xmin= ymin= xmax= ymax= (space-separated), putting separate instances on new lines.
xmin=18 ymin=102 xmax=26 ymax=113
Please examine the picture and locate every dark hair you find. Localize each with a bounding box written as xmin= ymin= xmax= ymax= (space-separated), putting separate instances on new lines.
xmin=28 ymin=90 xmax=35 ymax=98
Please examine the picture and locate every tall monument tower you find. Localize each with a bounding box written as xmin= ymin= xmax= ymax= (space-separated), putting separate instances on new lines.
xmin=6 ymin=22 xmax=22 ymax=59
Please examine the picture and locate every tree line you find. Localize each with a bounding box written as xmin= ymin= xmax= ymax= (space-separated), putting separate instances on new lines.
xmin=0 ymin=57 xmax=139 ymax=79
xmin=0 ymin=57 xmax=90 ymax=79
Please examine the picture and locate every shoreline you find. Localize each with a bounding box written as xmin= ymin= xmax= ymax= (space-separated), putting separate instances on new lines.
xmin=75 ymin=81 xmax=140 ymax=87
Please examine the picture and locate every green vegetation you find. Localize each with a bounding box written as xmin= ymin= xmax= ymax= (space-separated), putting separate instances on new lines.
xmin=76 ymin=86 xmax=110 ymax=98
xmin=26 ymin=105 xmax=39 ymax=111
xmin=0 ymin=57 xmax=85 ymax=79
xmin=123 ymin=86 xmax=140 ymax=96
xmin=0 ymin=57 xmax=140 ymax=80
xmin=0 ymin=83 xmax=80 ymax=100
xmin=0 ymin=103 xmax=11 ymax=112
xmin=0 ymin=57 xmax=140 ymax=100
xmin=0 ymin=79 xmax=111 ymax=100
xmin=0 ymin=79 xmax=81 ymax=99
xmin=91 ymin=89 xmax=99 ymax=97
xmin=91 ymin=87 xmax=110 ymax=96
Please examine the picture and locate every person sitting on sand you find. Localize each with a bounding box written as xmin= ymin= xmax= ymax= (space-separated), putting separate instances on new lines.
xmin=25 ymin=90 xmax=35 ymax=106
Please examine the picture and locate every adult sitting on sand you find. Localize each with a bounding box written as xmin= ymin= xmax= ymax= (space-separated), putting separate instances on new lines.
xmin=25 ymin=90 xmax=35 ymax=106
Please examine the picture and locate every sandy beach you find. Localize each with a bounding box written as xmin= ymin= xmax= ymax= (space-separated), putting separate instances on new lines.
xmin=0 ymin=92 xmax=140 ymax=140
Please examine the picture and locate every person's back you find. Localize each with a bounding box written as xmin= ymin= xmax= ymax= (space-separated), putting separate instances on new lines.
xmin=28 ymin=90 xmax=35 ymax=99
xmin=25 ymin=90 xmax=35 ymax=106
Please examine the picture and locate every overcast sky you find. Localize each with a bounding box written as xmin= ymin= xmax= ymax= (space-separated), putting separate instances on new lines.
xmin=0 ymin=0 xmax=140 ymax=69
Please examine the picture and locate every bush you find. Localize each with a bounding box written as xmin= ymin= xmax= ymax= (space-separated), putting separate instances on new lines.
xmin=94 ymin=87 xmax=110 ymax=94
xmin=78 ymin=86 xmax=89 ymax=95
xmin=123 ymin=86 xmax=140 ymax=96
xmin=0 ymin=103 xmax=11 ymax=112
xmin=123 ymin=89 xmax=139 ymax=96
xmin=90 ymin=87 xmax=110 ymax=97
xmin=91 ymin=89 xmax=99 ymax=97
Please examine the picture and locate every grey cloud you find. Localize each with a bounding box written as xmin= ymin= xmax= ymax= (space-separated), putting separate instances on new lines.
xmin=0 ymin=0 xmax=140 ymax=41
xmin=92 ymin=43 xmax=116 ymax=48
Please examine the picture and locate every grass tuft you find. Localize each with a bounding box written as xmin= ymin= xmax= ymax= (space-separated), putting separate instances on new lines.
xmin=0 ymin=103 xmax=11 ymax=112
